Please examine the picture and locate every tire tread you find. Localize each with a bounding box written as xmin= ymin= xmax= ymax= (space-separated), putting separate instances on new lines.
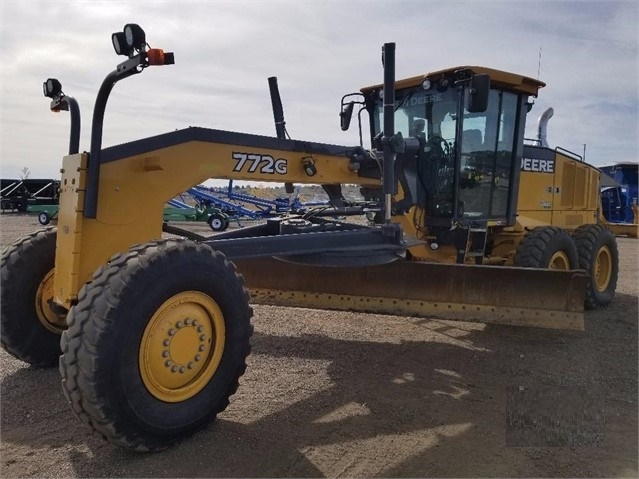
xmin=59 ymin=239 xmax=252 ymax=451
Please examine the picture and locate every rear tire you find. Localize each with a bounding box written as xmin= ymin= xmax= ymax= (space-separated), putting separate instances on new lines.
xmin=1 ymin=228 xmax=67 ymax=367
xmin=514 ymin=226 xmax=578 ymax=270
xmin=59 ymin=239 xmax=253 ymax=451
xmin=573 ymin=224 xmax=618 ymax=309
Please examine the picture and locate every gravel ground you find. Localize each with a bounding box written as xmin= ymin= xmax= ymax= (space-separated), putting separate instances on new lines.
xmin=1 ymin=213 xmax=637 ymax=478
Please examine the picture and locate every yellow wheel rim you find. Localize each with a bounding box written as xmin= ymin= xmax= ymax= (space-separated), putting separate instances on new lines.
xmin=548 ymin=251 xmax=570 ymax=270
xmin=593 ymin=245 xmax=612 ymax=292
xmin=139 ymin=291 xmax=225 ymax=403
xmin=35 ymin=268 xmax=66 ymax=334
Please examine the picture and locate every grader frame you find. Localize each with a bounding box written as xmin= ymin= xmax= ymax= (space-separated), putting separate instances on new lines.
xmin=2 ymin=24 xmax=611 ymax=452
xmin=46 ymin=32 xmax=586 ymax=328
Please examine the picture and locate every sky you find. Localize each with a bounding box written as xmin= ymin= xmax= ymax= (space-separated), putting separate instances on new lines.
xmin=1 ymin=0 xmax=637 ymax=182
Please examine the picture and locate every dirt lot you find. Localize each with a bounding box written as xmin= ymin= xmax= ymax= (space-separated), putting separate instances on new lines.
xmin=1 ymin=213 xmax=637 ymax=478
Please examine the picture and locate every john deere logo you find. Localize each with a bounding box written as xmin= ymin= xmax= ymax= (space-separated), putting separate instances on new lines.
xmin=522 ymin=157 xmax=554 ymax=173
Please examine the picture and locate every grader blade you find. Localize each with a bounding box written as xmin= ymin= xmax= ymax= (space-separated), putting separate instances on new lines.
xmin=234 ymin=258 xmax=587 ymax=330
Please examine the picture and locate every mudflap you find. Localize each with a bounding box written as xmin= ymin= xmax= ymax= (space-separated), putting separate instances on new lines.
xmin=233 ymin=258 xmax=587 ymax=331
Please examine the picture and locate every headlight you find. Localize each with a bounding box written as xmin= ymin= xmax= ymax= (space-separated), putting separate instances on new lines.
xmin=124 ymin=23 xmax=146 ymax=50
xmin=111 ymin=32 xmax=129 ymax=56
xmin=43 ymin=78 xmax=62 ymax=98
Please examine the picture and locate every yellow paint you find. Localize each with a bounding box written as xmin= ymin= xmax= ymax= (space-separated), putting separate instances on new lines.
xmin=361 ymin=65 xmax=545 ymax=97
xmin=138 ymin=291 xmax=225 ymax=403
xmin=35 ymin=268 xmax=66 ymax=333
xmin=51 ymin=65 xmax=602 ymax=311
xmin=53 ymin=142 xmax=381 ymax=306
xmin=593 ymin=245 xmax=613 ymax=292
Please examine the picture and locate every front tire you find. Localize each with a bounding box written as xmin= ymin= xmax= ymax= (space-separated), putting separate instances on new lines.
xmin=573 ymin=224 xmax=618 ymax=309
xmin=59 ymin=239 xmax=253 ymax=451
xmin=1 ymin=228 xmax=67 ymax=367
xmin=514 ymin=226 xmax=579 ymax=270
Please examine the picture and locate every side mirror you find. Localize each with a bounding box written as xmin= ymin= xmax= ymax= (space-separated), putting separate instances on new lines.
xmin=465 ymin=73 xmax=490 ymax=113
xmin=340 ymin=101 xmax=355 ymax=131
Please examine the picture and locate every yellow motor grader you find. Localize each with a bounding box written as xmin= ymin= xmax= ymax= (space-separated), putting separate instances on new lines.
xmin=1 ymin=25 xmax=617 ymax=451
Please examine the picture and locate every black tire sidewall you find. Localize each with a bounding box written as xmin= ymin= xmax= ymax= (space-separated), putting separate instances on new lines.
xmin=89 ymin=243 xmax=251 ymax=443
xmin=540 ymin=230 xmax=579 ymax=269
xmin=515 ymin=227 xmax=579 ymax=270
xmin=574 ymin=225 xmax=618 ymax=308
xmin=0 ymin=228 xmax=61 ymax=366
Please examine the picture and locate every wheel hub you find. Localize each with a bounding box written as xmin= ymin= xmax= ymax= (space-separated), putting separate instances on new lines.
xmin=35 ymin=268 xmax=67 ymax=333
xmin=139 ymin=291 xmax=225 ymax=402
xmin=594 ymin=245 xmax=612 ymax=292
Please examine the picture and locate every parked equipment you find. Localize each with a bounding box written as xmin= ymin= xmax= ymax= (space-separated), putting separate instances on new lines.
xmin=185 ymin=182 xmax=330 ymax=231
xmin=598 ymin=163 xmax=638 ymax=238
xmin=0 ymin=178 xmax=60 ymax=213
xmin=1 ymin=25 xmax=618 ymax=451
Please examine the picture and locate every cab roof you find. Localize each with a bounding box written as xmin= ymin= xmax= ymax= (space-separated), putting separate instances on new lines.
xmin=361 ymin=65 xmax=546 ymax=97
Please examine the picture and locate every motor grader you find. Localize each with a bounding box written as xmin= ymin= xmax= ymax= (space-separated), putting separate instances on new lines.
xmin=1 ymin=25 xmax=618 ymax=451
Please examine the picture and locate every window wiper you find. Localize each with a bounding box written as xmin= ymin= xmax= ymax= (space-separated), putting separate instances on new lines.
xmin=394 ymin=87 xmax=419 ymax=112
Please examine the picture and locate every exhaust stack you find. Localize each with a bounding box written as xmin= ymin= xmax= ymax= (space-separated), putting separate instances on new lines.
xmin=537 ymin=107 xmax=554 ymax=148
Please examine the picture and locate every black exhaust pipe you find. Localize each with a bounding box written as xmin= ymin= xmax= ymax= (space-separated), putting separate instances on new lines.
xmin=382 ymin=42 xmax=398 ymax=223
xmin=268 ymin=76 xmax=286 ymax=140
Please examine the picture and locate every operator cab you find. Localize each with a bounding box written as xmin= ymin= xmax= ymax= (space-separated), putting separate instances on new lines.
xmin=348 ymin=66 xmax=544 ymax=228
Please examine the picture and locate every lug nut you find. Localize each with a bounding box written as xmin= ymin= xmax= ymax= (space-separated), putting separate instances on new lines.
xmin=176 ymin=321 xmax=184 ymax=328
xmin=187 ymin=362 xmax=194 ymax=369
xmin=198 ymin=345 xmax=205 ymax=352
xmin=165 ymin=360 xmax=174 ymax=367
xmin=192 ymin=320 xmax=199 ymax=327
xmin=163 ymin=339 xmax=170 ymax=347
xmin=179 ymin=366 xmax=186 ymax=374
xmin=199 ymin=334 xmax=206 ymax=342
xmin=197 ymin=325 xmax=204 ymax=333
xmin=162 ymin=350 xmax=169 ymax=358
xmin=184 ymin=318 xmax=191 ymax=325
xmin=168 ymin=328 xmax=176 ymax=336
xmin=195 ymin=354 xmax=201 ymax=362
xmin=171 ymin=365 xmax=178 ymax=373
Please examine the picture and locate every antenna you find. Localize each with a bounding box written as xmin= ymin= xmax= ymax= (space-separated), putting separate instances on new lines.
xmin=537 ymin=47 xmax=542 ymax=80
